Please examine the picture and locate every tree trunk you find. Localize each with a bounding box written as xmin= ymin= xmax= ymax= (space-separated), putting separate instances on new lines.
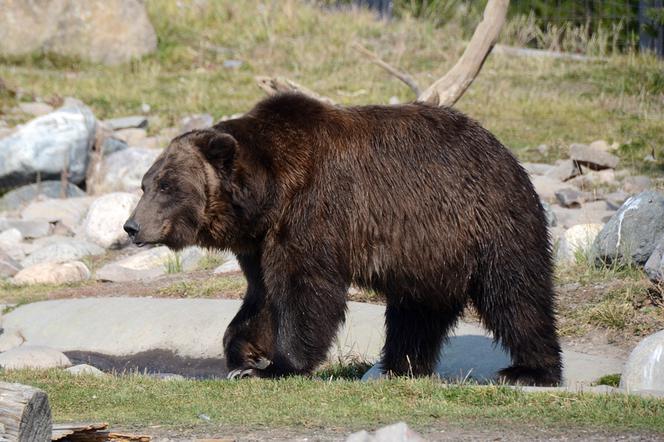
xmin=0 ymin=382 xmax=52 ymax=442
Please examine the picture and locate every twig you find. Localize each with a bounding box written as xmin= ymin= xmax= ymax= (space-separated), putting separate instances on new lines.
xmin=254 ymin=76 xmax=335 ymax=105
xmin=352 ymin=42 xmax=421 ymax=96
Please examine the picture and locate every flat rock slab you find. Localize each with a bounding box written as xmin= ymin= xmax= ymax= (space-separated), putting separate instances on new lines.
xmin=1 ymin=298 xmax=624 ymax=384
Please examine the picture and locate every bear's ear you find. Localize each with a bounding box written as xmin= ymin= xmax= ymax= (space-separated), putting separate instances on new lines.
xmin=196 ymin=131 xmax=238 ymax=171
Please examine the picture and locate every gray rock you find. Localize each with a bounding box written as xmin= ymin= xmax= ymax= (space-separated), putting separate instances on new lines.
xmin=623 ymin=175 xmax=652 ymax=194
xmin=13 ymin=260 xmax=91 ymax=284
xmin=101 ymin=136 xmax=129 ymax=156
xmin=0 ymin=345 xmax=71 ymax=370
xmin=620 ymin=330 xmax=664 ymax=394
xmin=0 ymin=103 xmax=96 ymax=188
xmin=21 ymin=237 xmax=104 ymax=267
xmin=0 ymin=181 xmax=86 ymax=210
xmin=541 ymin=202 xmax=557 ymax=227
xmin=556 ymin=224 xmax=604 ymax=265
xmin=0 ymin=218 xmax=50 ymax=238
xmin=346 ymin=422 xmax=424 ymax=442
xmin=568 ymin=169 xmax=616 ymax=188
xmin=180 ymin=114 xmax=214 ymax=134
xmin=0 ymin=330 xmax=25 ymax=352
xmin=531 ymin=175 xmax=567 ymax=203
xmin=0 ymin=250 xmax=21 ymax=278
xmin=179 ymin=246 xmax=208 ymax=271
xmin=21 ymin=197 xmax=94 ymax=231
xmin=545 ymin=159 xmax=580 ymax=182
xmin=605 ymin=190 xmax=630 ymax=210
xmin=644 ymin=236 xmax=664 ymax=282
xmin=104 ymin=115 xmax=148 ymax=130
xmin=17 ymin=102 xmax=54 ymax=117
xmin=555 ymin=188 xmax=584 ymax=208
xmin=0 ymin=228 xmax=22 ymax=252
xmin=95 ymin=148 xmax=160 ymax=193
xmin=522 ymin=162 xmax=553 ymax=176
xmin=114 ymin=128 xmax=147 ymax=146
xmin=81 ymin=192 xmax=139 ymax=248
xmin=569 ymin=143 xmax=620 ymax=170
xmin=66 ymin=364 xmax=105 ymax=377
xmin=95 ymin=246 xmax=173 ymax=282
xmin=0 ymin=0 xmax=157 ymax=65
xmin=592 ymin=191 xmax=664 ymax=265
xmin=213 ymin=256 xmax=241 ymax=274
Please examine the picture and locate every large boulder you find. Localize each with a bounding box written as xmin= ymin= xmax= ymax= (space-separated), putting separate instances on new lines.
xmin=0 ymin=181 xmax=85 ymax=211
xmin=0 ymin=345 xmax=71 ymax=370
xmin=620 ymin=330 xmax=664 ymax=394
xmin=81 ymin=192 xmax=139 ymax=248
xmin=21 ymin=236 xmax=104 ymax=267
xmin=95 ymin=148 xmax=160 ymax=193
xmin=556 ymin=224 xmax=604 ymax=265
xmin=0 ymin=250 xmax=21 ymax=278
xmin=592 ymin=191 xmax=664 ymax=265
xmin=644 ymin=236 xmax=664 ymax=282
xmin=0 ymin=218 xmax=51 ymax=239
xmin=0 ymin=0 xmax=157 ymax=65
xmin=21 ymin=197 xmax=94 ymax=231
xmin=0 ymin=102 xmax=96 ymax=189
xmin=13 ymin=260 xmax=90 ymax=285
xmin=95 ymin=246 xmax=206 ymax=282
xmin=569 ymin=143 xmax=619 ymax=170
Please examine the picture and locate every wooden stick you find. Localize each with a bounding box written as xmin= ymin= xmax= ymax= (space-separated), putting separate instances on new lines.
xmin=352 ymin=43 xmax=421 ymax=96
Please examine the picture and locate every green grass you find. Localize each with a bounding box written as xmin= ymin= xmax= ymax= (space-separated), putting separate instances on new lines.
xmin=2 ymin=370 xmax=664 ymax=433
xmin=596 ymin=374 xmax=622 ymax=388
xmin=157 ymin=275 xmax=247 ymax=298
xmin=164 ymin=252 xmax=183 ymax=274
xmin=0 ymin=280 xmax=89 ymax=305
xmin=0 ymin=0 xmax=662 ymax=172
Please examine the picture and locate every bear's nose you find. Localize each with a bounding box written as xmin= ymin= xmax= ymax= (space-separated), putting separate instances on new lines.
xmin=123 ymin=219 xmax=140 ymax=239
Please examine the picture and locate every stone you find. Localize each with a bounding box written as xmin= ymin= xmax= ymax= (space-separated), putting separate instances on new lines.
xmin=180 ymin=114 xmax=214 ymax=134
xmin=620 ymin=330 xmax=664 ymax=393
xmin=0 ymin=218 xmax=50 ymax=238
xmin=644 ymin=236 xmax=664 ymax=282
xmin=95 ymin=246 xmax=173 ymax=282
xmin=179 ymin=246 xmax=208 ymax=271
xmin=551 ymin=203 xmax=613 ymax=229
xmin=531 ymin=175 xmax=567 ymax=203
xmin=21 ymin=197 xmax=94 ymax=231
xmin=213 ymin=256 xmax=241 ymax=274
xmin=0 ymin=330 xmax=25 ymax=352
xmin=541 ymin=202 xmax=557 ymax=227
xmin=0 ymin=0 xmax=157 ymax=65
xmin=81 ymin=192 xmax=139 ymax=248
xmin=555 ymin=188 xmax=585 ymax=208
xmin=569 ymin=143 xmax=619 ymax=170
xmin=589 ymin=140 xmax=612 ymax=152
xmin=103 ymin=115 xmax=148 ymax=130
xmin=17 ymin=102 xmax=54 ymax=117
xmin=0 ymin=250 xmax=21 ymax=278
xmin=114 ymin=128 xmax=148 ymax=146
xmin=346 ymin=422 xmax=424 ymax=442
xmin=0 ymin=102 xmax=96 ymax=188
xmin=21 ymin=237 xmax=104 ymax=267
xmin=545 ymin=159 xmax=580 ymax=182
xmin=0 ymin=345 xmax=71 ymax=370
xmin=13 ymin=261 xmax=91 ymax=284
xmin=605 ymin=190 xmax=630 ymax=210
xmin=95 ymin=148 xmax=160 ymax=193
xmin=568 ymin=168 xmax=616 ymax=189
xmin=66 ymin=364 xmax=105 ymax=377
xmin=0 ymin=228 xmax=22 ymax=252
xmin=623 ymin=175 xmax=652 ymax=194
xmin=522 ymin=162 xmax=553 ymax=176
xmin=556 ymin=224 xmax=604 ymax=264
xmin=101 ymin=136 xmax=129 ymax=156
xmin=592 ymin=191 xmax=664 ymax=265
xmin=0 ymin=181 xmax=86 ymax=210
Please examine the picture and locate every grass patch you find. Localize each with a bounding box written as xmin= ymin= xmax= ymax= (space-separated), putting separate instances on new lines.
xmin=164 ymin=252 xmax=183 ymax=274
xmin=157 ymin=275 xmax=247 ymax=298
xmin=0 ymin=280 xmax=90 ymax=305
xmin=596 ymin=374 xmax=622 ymax=388
xmin=2 ymin=370 xmax=664 ymax=433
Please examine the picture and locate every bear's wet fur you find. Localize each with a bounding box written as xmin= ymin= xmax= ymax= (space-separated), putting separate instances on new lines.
xmin=126 ymin=93 xmax=562 ymax=385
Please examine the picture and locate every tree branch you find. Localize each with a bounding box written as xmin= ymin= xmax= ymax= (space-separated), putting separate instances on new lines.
xmin=352 ymin=43 xmax=421 ymax=96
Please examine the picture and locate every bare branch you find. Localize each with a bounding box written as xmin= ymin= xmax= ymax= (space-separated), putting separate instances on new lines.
xmin=352 ymin=43 xmax=421 ymax=96
xmin=418 ymin=0 xmax=509 ymax=106
xmin=255 ymin=76 xmax=335 ymax=105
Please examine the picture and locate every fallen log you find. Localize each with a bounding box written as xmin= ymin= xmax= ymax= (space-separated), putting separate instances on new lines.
xmin=0 ymin=381 xmax=52 ymax=442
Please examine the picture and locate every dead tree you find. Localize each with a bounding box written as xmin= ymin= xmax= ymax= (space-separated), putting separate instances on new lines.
xmin=0 ymin=382 xmax=52 ymax=442
xmin=255 ymin=0 xmax=510 ymax=107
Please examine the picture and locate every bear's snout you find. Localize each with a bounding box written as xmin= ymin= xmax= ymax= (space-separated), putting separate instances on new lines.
xmin=123 ymin=219 xmax=141 ymax=244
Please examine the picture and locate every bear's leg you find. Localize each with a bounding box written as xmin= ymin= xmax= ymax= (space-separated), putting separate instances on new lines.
xmin=471 ymin=270 xmax=562 ymax=386
xmin=381 ymin=298 xmax=465 ymax=377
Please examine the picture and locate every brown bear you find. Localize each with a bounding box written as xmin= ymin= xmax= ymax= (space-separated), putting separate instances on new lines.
xmin=124 ymin=93 xmax=562 ymax=385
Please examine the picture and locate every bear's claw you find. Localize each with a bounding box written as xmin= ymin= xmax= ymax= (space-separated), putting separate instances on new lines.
xmin=227 ymin=368 xmax=258 ymax=380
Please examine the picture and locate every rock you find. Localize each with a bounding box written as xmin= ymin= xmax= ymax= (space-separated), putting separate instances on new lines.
xmin=545 ymin=159 xmax=580 ymax=182
xmin=0 ymin=250 xmax=21 ymax=278
xmin=13 ymin=261 xmax=91 ymax=285
xmin=644 ymin=237 xmax=664 ymax=282
xmin=0 ymin=218 xmax=50 ymax=239
xmin=555 ymin=188 xmax=585 ymax=208
xmin=536 ymin=144 xmax=550 ymax=155
xmin=114 ymin=128 xmax=148 ymax=146
xmin=568 ymin=168 xmax=616 ymax=189
xmin=66 ymin=364 xmax=105 ymax=377
xmin=605 ymin=190 xmax=630 ymax=210
xmin=541 ymin=202 xmax=557 ymax=227
xmin=101 ymin=136 xmax=129 ymax=156
xmin=95 ymin=148 xmax=160 ymax=193
xmin=81 ymin=192 xmax=139 ymax=248
xmin=556 ymin=224 xmax=604 ymax=264
xmin=179 ymin=246 xmax=208 ymax=271
xmin=569 ymin=143 xmax=619 ymax=170
xmin=623 ymin=175 xmax=652 ymax=194
xmin=531 ymin=175 xmax=567 ymax=202
xmin=589 ymin=140 xmax=612 ymax=152
xmin=592 ymin=191 xmax=664 ymax=265
xmin=0 ymin=181 xmax=86 ymax=210
xmin=0 ymin=228 xmax=23 ymax=252
xmin=620 ymin=330 xmax=664 ymax=393
xmin=522 ymin=162 xmax=553 ymax=176
xmin=0 ymin=0 xmax=157 ymax=65
xmin=21 ymin=237 xmax=104 ymax=267
xmin=180 ymin=114 xmax=214 ymax=134
xmin=95 ymin=246 xmax=172 ymax=282
xmin=0 ymin=345 xmax=71 ymax=370
xmin=103 ymin=115 xmax=148 ymax=130
xmin=213 ymin=256 xmax=241 ymax=274
xmin=346 ymin=422 xmax=424 ymax=442
xmin=0 ymin=103 xmax=96 ymax=188
xmin=0 ymin=330 xmax=25 ymax=352
xmin=21 ymin=197 xmax=94 ymax=231
xmin=17 ymin=102 xmax=54 ymax=117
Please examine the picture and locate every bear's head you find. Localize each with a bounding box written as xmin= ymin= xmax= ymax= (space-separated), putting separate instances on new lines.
xmin=123 ymin=128 xmax=267 ymax=251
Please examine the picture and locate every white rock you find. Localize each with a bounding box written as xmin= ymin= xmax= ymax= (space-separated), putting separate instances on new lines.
xmin=66 ymin=364 xmax=105 ymax=377
xmin=95 ymin=148 xmax=160 ymax=193
xmin=81 ymin=192 xmax=139 ymax=248
xmin=113 ymin=128 xmax=148 ymax=146
xmin=0 ymin=218 xmax=51 ymax=239
xmin=531 ymin=175 xmax=567 ymax=202
xmin=17 ymin=102 xmax=54 ymax=117
xmin=13 ymin=261 xmax=91 ymax=285
xmin=21 ymin=197 xmax=94 ymax=231
xmin=179 ymin=246 xmax=208 ymax=271
xmin=556 ymin=224 xmax=604 ymax=264
xmin=95 ymin=246 xmax=172 ymax=282
xmin=0 ymin=228 xmax=23 ymax=254
xmin=0 ymin=330 xmax=25 ymax=352
xmin=620 ymin=330 xmax=664 ymax=393
xmin=346 ymin=422 xmax=424 ymax=442
xmin=0 ymin=345 xmax=71 ymax=369
xmin=213 ymin=256 xmax=241 ymax=274
xmin=0 ymin=250 xmax=21 ymax=278
xmin=21 ymin=237 xmax=104 ymax=267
